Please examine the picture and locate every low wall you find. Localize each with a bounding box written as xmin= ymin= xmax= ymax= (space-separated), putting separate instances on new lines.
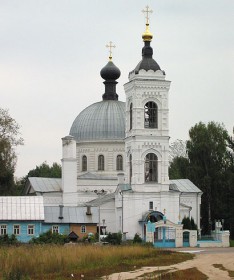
xmin=197 ymin=240 xmax=223 ymax=248
xmin=197 ymin=231 xmax=230 ymax=248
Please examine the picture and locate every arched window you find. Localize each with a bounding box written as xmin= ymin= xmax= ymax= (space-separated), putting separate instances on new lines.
xmin=129 ymin=154 xmax=132 ymax=183
xmin=82 ymin=155 xmax=87 ymax=171
xmin=116 ymin=155 xmax=123 ymax=171
xmin=145 ymin=153 xmax=158 ymax=182
xmin=98 ymin=155 xmax=104 ymax=171
xmin=130 ymin=103 xmax=133 ymax=130
xmin=144 ymin=101 xmax=158 ymax=128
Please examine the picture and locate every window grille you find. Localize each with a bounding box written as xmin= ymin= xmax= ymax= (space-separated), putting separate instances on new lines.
xmin=145 ymin=153 xmax=158 ymax=182
xmin=98 ymin=155 xmax=104 ymax=171
xmin=52 ymin=225 xmax=59 ymax=234
xmin=130 ymin=103 xmax=133 ymax=130
xmin=28 ymin=225 xmax=35 ymax=235
xmin=149 ymin=201 xmax=153 ymax=210
xmin=144 ymin=101 xmax=158 ymax=128
xmin=82 ymin=155 xmax=87 ymax=171
xmin=129 ymin=154 xmax=132 ymax=183
xmin=0 ymin=225 xmax=7 ymax=235
xmin=13 ymin=225 xmax=20 ymax=235
xmin=81 ymin=225 xmax=86 ymax=233
xmin=116 ymin=155 xmax=123 ymax=171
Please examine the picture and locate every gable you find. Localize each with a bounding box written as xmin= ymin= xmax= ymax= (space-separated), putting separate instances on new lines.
xmin=25 ymin=177 xmax=62 ymax=194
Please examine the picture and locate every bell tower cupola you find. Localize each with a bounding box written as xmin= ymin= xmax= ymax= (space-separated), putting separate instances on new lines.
xmin=124 ymin=6 xmax=171 ymax=192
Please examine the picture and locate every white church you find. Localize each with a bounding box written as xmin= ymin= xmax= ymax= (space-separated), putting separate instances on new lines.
xmin=25 ymin=8 xmax=202 ymax=241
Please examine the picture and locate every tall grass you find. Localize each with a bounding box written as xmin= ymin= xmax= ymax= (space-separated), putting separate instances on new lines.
xmin=0 ymin=245 xmax=192 ymax=279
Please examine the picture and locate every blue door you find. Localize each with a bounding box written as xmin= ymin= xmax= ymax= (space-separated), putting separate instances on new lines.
xmin=154 ymin=227 xmax=176 ymax=248
xmin=183 ymin=231 xmax=190 ymax=247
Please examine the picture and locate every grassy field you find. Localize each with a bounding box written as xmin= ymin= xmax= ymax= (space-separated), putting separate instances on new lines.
xmin=0 ymin=244 xmax=193 ymax=280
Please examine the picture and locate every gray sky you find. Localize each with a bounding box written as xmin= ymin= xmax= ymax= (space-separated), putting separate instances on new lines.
xmin=1 ymin=0 xmax=233 ymax=178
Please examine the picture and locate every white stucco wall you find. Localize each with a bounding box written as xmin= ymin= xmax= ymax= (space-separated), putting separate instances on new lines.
xmin=77 ymin=141 xmax=125 ymax=177
xmin=180 ymin=193 xmax=201 ymax=229
xmin=124 ymin=70 xmax=171 ymax=189
xmin=118 ymin=191 xmax=180 ymax=239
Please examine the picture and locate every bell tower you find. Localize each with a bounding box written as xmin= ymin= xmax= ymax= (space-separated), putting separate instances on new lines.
xmin=124 ymin=6 xmax=171 ymax=192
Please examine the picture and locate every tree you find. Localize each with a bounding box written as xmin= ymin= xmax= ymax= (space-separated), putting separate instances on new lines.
xmin=0 ymin=108 xmax=24 ymax=195
xmin=182 ymin=217 xmax=197 ymax=230
xmin=26 ymin=162 xmax=61 ymax=178
xmin=169 ymin=156 xmax=190 ymax=179
xmin=169 ymin=139 xmax=187 ymax=162
xmin=186 ymin=122 xmax=234 ymax=235
xmin=169 ymin=139 xmax=189 ymax=179
xmin=16 ymin=162 xmax=62 ymax=195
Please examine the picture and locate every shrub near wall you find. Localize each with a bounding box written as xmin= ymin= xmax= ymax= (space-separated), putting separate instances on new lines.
xmin=103 ymin=232 xmax=122 ymax=244
xmin=29 ymin=230 xmax=69 ymax=244
xmin=0 ymin=234 xmax=19 ymax=245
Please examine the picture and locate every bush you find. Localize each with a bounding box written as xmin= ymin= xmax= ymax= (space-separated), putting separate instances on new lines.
xmin=0 ymin=234 xmax=19 ymax=245
xmin=29 ymin=230 xmax=69 ymax=244
xmin=133 ymin=233 xmax=142 ymax=244
xmin=102 ymin=232 xmax=122 ymax=245
xmin=182 ymin=217 xmax=197 ymax=230
xmin=82 ymin=233 xmax=96 ymax=243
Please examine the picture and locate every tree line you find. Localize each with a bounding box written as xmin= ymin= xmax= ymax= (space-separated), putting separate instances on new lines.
xmin=170 ymin=122 xmax=234 ymax=238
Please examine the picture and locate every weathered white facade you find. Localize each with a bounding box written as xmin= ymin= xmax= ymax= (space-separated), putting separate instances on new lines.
xmin=25 ymin=18 xmax=202 ymax=241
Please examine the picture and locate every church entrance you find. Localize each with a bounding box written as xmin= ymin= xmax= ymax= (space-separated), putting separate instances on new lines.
xmin=154 ymin=227 xmax=176 ymax=248
xmin=146 ymin=218 xmax=188 ymax=247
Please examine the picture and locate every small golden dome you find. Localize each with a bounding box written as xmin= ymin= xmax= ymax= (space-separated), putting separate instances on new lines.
xmin=142 ymin=23 xmax=153 ymax=42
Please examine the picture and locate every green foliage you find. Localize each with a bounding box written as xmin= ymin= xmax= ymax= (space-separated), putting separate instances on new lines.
xmin=133 ymin=233 xmax=142 ymax=244
xmin=27 ymin=162 xmax=61 ymax=178
xmin=190 ymin=217 xmax=198 ymax=230
xmin=29 ymin=230 xmax=69 ymax=244
xmin=102 ymin=232 xmax=122 ymax=245
xmin=82 ymin=233 xmax=96 ymax=243
xmin=0 ymin=108 xmax=24 ymax=195
xmin=170 ymin=122 xmax=234 ymax=237
xmin=182 ymin=217 xmax=197 ymax=230
xmin=0 ymin=234 xmax=19 ymax=245
xmin=17 ymin=162 xmax=62 ymax=192
xmin=169 ymin=156 xmax=190 ymax=179
xmin=3 ymin=269 xmax=30 ymax=280
xmin=186 ymin=122 xmax=234 ymax=235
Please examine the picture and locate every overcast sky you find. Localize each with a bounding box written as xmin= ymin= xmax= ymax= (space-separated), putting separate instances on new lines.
xmin=1 ymin=0 xmax=233 ymax=178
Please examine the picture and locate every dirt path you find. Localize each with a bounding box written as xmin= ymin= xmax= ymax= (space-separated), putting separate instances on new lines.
xmin=104 ymin=248 xmax=234 ymax=280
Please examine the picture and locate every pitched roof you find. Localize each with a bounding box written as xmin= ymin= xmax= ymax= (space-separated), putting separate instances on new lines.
xmin=44 ymin=206 xmax=98 ymax=224
xmin=28 ymin=177 xmax=62 ymax=193
xmin=169 ymin=179 xmax=202 ymax=193
xmin=0 ymin=196 xmax=44 ymax=221
xmin=85 ymin=193 xmax=115 ymax=207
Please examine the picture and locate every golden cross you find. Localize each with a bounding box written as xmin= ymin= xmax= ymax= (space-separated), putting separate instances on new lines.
xmin=106 ymin=41 xmax=116 ymax=60
xmin=142 ymin=5 xmax=153 ymax=25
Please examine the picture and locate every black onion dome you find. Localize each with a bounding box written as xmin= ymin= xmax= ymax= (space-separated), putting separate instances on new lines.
xmin=100 ymin=61 xmax=121 ymax=81
xmin=100 ymin=60 xmax=121 ymax=101
xmin=134 ymin=41 xmax=161 ymax=74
